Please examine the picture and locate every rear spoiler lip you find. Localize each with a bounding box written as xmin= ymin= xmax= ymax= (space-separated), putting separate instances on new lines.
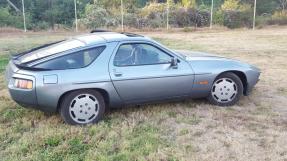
xmin=12 ymin=40 xmax=65 ymax=60
xmin=12 ymin=59 xmax=51 ymax=71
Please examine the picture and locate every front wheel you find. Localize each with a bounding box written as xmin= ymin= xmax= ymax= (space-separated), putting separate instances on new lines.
xmin=207 ymin=72 xmax=243 ymax=106
xmin=60 ymin=89 xmax=105 ymax=125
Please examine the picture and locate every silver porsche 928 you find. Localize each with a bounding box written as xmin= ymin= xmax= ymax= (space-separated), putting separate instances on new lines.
xmin=5 ymin=31 xmax=260 ymax=125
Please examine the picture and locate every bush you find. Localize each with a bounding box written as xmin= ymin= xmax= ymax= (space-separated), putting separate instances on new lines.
xmin=140 ymin=2 xmax=166 ymax=28
xmin=83 ymin=4 xmax=119 ymax=29
xmin=0 ymin=7 xmax=28 ymax=29
xmin=223 ymin=10 xmax=252 ymax=29
xmin=255 ymin=14 xmax=271 ymax=28
xmin=124 ymin=13 xmax=139 ymax=28
xmin=170 ymin=7 xmax=210 ymax=28
xmin=172 ymin=7 xmax=190 ymax=27
xmin=32 ymin=21 xmax=50 ymax=30
xmin=214 ymin=10 xmax=224 ymax=25
xmin=268 ymin=11 xmax=287 ymax=25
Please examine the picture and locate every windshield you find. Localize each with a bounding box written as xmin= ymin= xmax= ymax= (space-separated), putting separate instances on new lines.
xmin=18 ymin=39 xmax=85 ymax=64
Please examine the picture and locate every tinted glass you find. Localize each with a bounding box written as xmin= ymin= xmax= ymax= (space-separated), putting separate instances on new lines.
xmin=18 ymin=39 xmax=85 ymax=63
xmin=34 ymin=46 xmax=105 ymax=70
xmin=114 ymin=43 xmax=171 ymax=66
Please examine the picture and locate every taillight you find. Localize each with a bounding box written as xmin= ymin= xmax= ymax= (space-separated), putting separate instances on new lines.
xmin=14 ymin=79 xmax=33 ymax=89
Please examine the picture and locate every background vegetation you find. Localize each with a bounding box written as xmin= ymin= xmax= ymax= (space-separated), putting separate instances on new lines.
xmin=0 ymin=0 xmax=287 ymax=30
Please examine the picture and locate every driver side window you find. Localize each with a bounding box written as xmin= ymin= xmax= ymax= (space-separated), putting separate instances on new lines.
xmin=114 ymin=43 xmax=172 ymax=66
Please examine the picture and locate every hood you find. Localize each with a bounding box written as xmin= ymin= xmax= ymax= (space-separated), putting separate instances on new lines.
xmin=174 ymin=50 xmax=260 ymax=72
xmin=174 ymin=50 xmax=226 ymax=60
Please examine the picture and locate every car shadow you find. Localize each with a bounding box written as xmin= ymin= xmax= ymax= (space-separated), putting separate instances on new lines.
xmin=107 ymin=98 xmax=207 ymax=114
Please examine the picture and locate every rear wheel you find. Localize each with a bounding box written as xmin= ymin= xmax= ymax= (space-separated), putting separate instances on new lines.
xmin=60 ymin=89 xmax=105 ymax=125
xmin=207 ymin=72 xmax=243 ymax=106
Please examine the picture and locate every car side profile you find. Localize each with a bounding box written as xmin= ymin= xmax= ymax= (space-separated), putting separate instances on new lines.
xmin=5 ymin=31 xmax=260 ymax=125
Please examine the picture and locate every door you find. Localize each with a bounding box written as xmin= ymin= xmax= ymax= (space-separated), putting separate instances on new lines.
xmin=109 ymin=42 xmax=194 ymax=103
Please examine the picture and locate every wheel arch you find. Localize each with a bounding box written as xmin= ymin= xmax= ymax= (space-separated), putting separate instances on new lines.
xmin=56 ymin=88 xmax=110 ymax=112
xmin=216 ymin=70 xmax=248 ymax=95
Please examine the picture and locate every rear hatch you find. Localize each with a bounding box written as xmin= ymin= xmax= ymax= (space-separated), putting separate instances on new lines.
xmin=12 ymin=39 xmax=85 ymax=69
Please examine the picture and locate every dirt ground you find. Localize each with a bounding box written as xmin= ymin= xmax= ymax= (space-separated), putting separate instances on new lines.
xmin=0 ymin=27 xmax=287 ymax=161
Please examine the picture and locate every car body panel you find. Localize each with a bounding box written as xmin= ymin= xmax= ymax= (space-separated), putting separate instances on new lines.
xmin=109 ymin=41 xmax=195 ymax=103
xmin=178 ymin=50 xmax=260 ymax=97
xmin=5 ymin=32 xmax=260 ymax=112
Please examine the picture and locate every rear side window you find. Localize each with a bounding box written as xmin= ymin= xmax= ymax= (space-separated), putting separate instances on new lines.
xmin=34 ymin=46 xmax=106 ymax=70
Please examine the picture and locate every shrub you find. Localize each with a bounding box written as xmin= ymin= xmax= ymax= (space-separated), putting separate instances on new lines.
xmin=83 ymin=4 xmax=119 ymax=29
xmin=268 ymin=11 xmax=287 ymax=25
xmin=32 ymin=21 xmax=50 ymax=30
xmin=140 ymin=2 xmax=166 ymax=28
xmin=221 ymin=0 xmax=240 ymax=11
xmin=223 ymin=10 xmax=252 ymax=29
xmin=255 ymin=15 xmax=271 ymax=28
xmin=0 ymin=7 xmax=29 ymax=29
xmin=124 ymin=13 xmax=139 ymax=28
xmin=214 ymin=10 xmax=224 ymax=25
xmin=170 ymin=7 xmax=209 ymax=28
xmin=172 ymin=7 xmax=190 ymax=27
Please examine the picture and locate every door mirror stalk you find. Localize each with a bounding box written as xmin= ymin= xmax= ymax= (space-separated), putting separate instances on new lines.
xmin=170 ymin=57 xmax=178 ymax=68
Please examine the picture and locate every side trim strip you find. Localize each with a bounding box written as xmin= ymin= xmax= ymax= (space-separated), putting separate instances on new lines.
xmin=112 ymin=74 xmax=193 ymax=82
xmin=72 ymin=80 xmax=110 ymax=84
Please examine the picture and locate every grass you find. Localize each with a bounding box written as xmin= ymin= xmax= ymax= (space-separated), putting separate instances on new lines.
xmin=0 ymin=27 xmax=287 ymax=160
xmin=0 ymin=55 xmax=9 ymax=73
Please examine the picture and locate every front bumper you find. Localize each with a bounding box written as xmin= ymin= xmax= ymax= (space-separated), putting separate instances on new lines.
xmin=245 ymin=70 xmax=260 ymax=96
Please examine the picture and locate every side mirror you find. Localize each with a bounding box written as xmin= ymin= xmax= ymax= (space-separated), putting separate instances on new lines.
xmin=170 ymin=57 xmax=178 ymax=67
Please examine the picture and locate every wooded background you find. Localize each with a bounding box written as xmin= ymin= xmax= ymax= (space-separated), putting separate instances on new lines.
xmin=0 ymin=0 xmax=287 ymax=30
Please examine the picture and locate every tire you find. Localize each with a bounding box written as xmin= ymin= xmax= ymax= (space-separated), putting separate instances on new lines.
xmin=60 ymin=89 xmax=105 ymax=125
xmin=207 ymin=72 xmax=243 ymax=106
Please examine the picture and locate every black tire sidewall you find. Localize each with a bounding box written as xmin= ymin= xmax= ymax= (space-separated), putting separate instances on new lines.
xmin=60 ymin=89 xmax=105 ymax=125
xmin=207 ymin=72 xmax=243 ymax=106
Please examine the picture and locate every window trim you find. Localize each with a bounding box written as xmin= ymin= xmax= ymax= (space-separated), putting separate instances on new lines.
xmin=32 ymin=45 xmax=106 ymax=70
xmin=113 ymin=42 xmax=174 ymax=67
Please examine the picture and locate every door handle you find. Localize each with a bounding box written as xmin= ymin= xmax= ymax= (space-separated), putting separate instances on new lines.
xmin=113 ymin=69 xmax=123 ymax=77
xmin=114 ymin=72 xmax=122 ymax=77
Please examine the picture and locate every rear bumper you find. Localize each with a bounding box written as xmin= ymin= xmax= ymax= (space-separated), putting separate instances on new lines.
xmin=7 ymin=75 xmax=57 ymax=112
xmin=7 ymin=73 xmax=38 ymax=107
xmin=6 ymin=61 xmax=57 ymax=112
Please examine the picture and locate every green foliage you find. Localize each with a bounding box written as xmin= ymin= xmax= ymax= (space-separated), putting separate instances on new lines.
xmin=221 ymin=0 xmax=240 ymax=11
xmin=214 ymin=10 xmax=224 ymax=25
xmin=0 ymin=55 xmax=9 ymax=73
xmin=256 ymin=0 xmax=278 ymax=15
xmin=139 ymin=2 xmax=167 ymax=28
xmin=268 ymin=11 xmax=287 ymax=25
xmin=223 ymin=10 xmax=253 ymax=28
xmin=1 ymin=108 xmax=26 ymax=122
xmin=68 ymin=138 xmax=88 ymax=155
xmin=0 ymin=0 xmax=286 ymax=30
xmin=171 ymin=7 xmax=210 ymax=27
xmin=219 ymin=0 xmax=253 ymax=28
xmin=181 ymin=0 xmax=196 ymax=8
xmin=0 ymin=7 xmax=28 ymax=29
xmin=83 ymin=4 xmax=112 ymax=28
xmin=44 ymin=136 xmax=62 ymax=147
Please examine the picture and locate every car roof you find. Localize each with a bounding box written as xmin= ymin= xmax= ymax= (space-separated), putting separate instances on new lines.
xmin=74 ymin=32 xmax=150 ymax=46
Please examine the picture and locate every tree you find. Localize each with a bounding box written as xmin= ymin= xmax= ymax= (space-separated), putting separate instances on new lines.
xmin=279 ymin=0 xmax=287 ymax=11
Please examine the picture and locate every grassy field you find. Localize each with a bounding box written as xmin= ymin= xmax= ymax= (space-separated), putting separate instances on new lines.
xmin=0 ymin=27 xmax=287 ymax=161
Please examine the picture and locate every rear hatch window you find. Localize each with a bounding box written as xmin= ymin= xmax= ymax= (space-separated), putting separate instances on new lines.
xmin=16 ymin=39 xmax=85 ymax=64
